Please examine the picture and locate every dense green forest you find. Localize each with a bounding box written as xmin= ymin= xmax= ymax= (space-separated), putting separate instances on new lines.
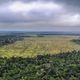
xmin=0 ymin=51 xmax=80 ymax=80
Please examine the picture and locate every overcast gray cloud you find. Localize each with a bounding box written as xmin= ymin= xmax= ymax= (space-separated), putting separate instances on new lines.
xmin=0 ymin=0 xmax=80 ymax=31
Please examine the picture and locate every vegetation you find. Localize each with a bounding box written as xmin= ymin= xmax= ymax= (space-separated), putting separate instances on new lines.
xmin=0 ymin=35 xmax=80 ymax=58
xmin=71 ymin=39 xmax=80 ymax=44
xmin=0 ymin=35 xmax=80 ymax=80
xmin=0 ymin=35 xmax=23 ymax=46
xmin=0 ymin=51 xmax=80 ymax=80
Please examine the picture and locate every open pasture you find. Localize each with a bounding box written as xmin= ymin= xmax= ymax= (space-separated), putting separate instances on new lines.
xmin=0 ymin=35 xmax=80 ymax=58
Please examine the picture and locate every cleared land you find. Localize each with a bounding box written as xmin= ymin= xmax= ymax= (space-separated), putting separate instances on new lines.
xmin=0 ymin=35 xmax=80 ymax=58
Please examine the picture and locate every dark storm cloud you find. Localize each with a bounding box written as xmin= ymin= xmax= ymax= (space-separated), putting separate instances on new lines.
xmin=1 ymin=0 xmax=80 ymax=5
xmin=0 ymin=0 xmax=80 ymax=7
xmin=54 ymin=0 xmax=80 ymax=7
xmin=0 ymin=0 xmax=80 ymax=31
xmin=0 ymin=0 xmax=62 ymax=22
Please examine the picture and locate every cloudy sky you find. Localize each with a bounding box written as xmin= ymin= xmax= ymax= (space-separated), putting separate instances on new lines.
xmin=0 ymin=0 xmax=80 ymax=31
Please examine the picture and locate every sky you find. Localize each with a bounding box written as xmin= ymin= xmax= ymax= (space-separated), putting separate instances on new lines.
xmin=0 ymin=0 xmax=80 ymax=31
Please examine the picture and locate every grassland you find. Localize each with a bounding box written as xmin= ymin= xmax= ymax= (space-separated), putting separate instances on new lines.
xmin=1 ymin=35 xmax=80 ymax=80
xmin=0 ymin=35 xmax=80 ymax=58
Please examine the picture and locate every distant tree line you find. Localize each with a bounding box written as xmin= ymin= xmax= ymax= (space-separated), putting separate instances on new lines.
xmin=0 ymin=36 xmax=23 ymax=46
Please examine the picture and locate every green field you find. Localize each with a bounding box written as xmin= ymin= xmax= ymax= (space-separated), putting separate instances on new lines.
xmin=0 ymin=35 xmax=80 ymax=58
xmin=1 ymin=35 xmax=80 ymax=80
